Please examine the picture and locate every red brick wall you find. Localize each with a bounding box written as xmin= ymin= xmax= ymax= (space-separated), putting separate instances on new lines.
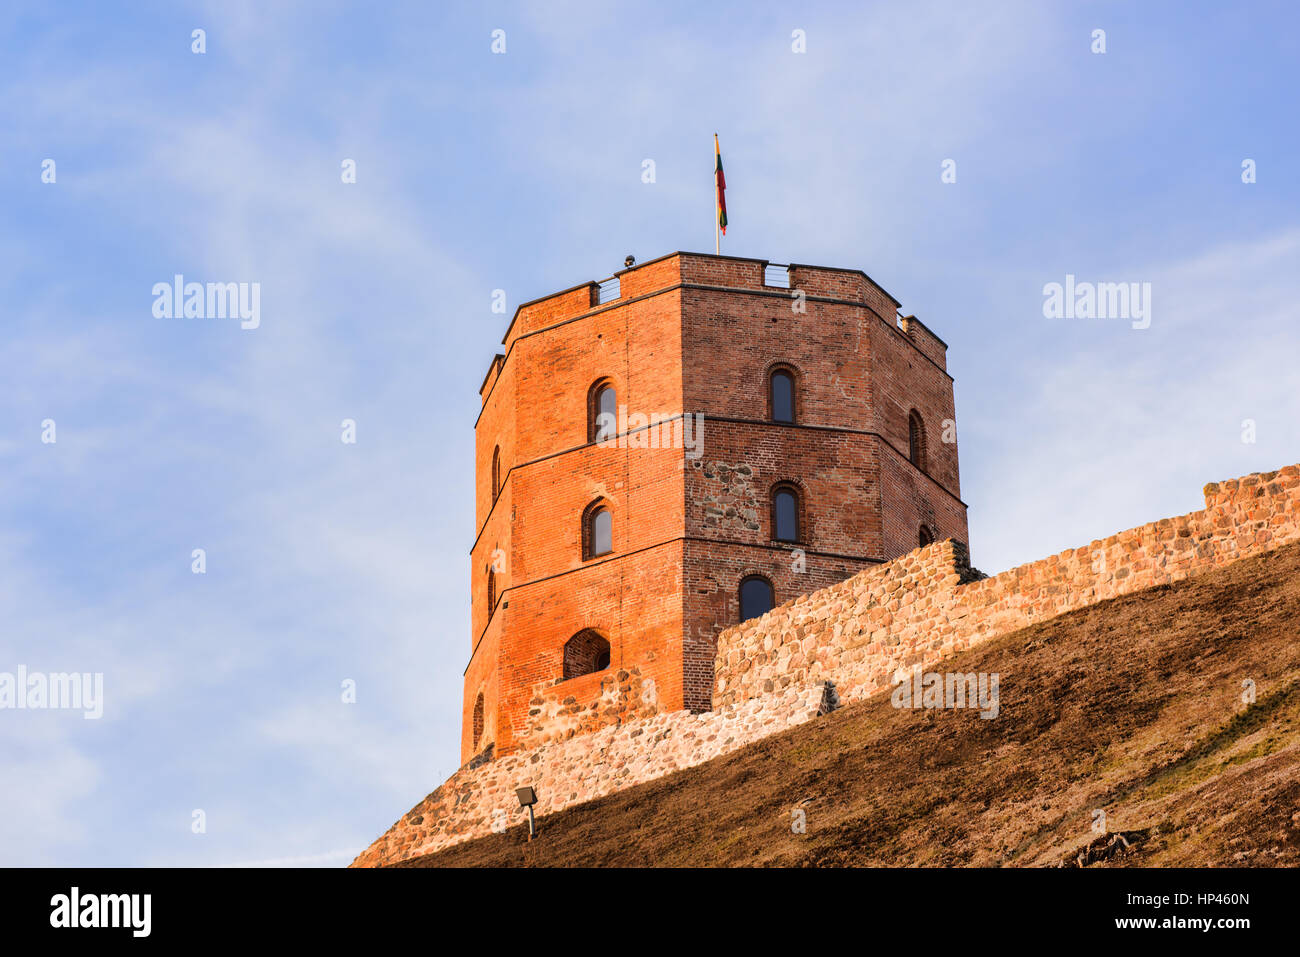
xmin=460 ymin=626 xmax=498 ymax=761
xmin=466 ymin=263 xmax=687 ymax=760
xmin=492 ymin=543 xmax=684 ymax=754
xmin=877 ymin=447 xmax=969 ymax=559
xmin=868 ymin=312 xmax=961 ymax=501
xmin=899 ymin=315 xmax=947 ymax=371
xmin=680 ymin=290 xmax=872 ymax=429
xmin=463 ymin=252 xmax=967 ymax=760
xmin=503 ymin=283 xmax=598 ymax=348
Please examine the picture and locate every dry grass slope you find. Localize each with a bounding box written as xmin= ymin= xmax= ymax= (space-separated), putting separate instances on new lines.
xmin=401 ymin=543 xmax=1300 ymax=867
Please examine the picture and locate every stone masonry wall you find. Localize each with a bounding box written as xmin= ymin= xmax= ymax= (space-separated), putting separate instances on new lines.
xmin=517 ymin=666 xmax=660 ymax=750
xmin=351 ymin=679 xmax=838 ymax=867
xmin=356 ymin=462 xmax=1298 ymax=867
xmin=715 ymin=464 xmax=1300 ymax=708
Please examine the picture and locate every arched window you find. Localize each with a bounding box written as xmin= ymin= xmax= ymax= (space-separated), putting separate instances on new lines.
xmin=472 ymin=692 xmax=485 ymax=749
xmin=772 ymin=485 xmax=799 ymax=542
xmin=918 ymin=524 xmax=934 ymax=547
xmin=583 ymin=502 xmax=613 ymax=559
xmin=770 ymin=369 xmax=795 ymax=424
xmin=563 ymin=629 xmax=612 ymax=679
xmin=486 ymin=569 xmax=496 ymax=617
xmin=491 ymin=446 xmax=502 ymax=502
xmin=589 ymin=379 xmax=618 ymax=443
xmin=739 ymin=576 xmax=775 ymax=623
xmin=908 ymin=410 xmax=927 ymax=471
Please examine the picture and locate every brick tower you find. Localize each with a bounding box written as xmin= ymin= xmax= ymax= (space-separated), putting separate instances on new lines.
xmin=463 ymin=252 xmax=967 ymax=762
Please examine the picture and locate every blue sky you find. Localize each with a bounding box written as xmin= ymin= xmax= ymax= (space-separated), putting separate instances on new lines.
xmin=1 ymin=1 xmax=1296 ymax=866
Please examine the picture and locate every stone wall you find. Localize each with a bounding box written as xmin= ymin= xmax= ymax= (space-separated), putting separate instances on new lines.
xmin=517 ymin=666 xmax=660 ymax=750
xmin=351 ymin=679 xmax=838 ymax=867
xmin=357 ymin=462 xmax=1299 ymax=867
xmin=714 ymin=465 xmax=1300 ymax=708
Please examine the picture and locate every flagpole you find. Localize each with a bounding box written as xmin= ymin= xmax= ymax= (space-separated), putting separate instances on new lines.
xmin=714 ymin=133 xmax=720 ymax=255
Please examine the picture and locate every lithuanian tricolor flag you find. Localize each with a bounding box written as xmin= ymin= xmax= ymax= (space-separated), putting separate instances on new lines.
xmin=714 ymin=133 xmax=728 ymax=235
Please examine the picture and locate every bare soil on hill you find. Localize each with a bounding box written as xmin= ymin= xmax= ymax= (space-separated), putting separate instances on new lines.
xmin=401 ymin=543 xmax=1300 ymax=867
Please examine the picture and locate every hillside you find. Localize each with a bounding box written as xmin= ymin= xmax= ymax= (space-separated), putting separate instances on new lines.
xmin=400 ymin=542 xmax=1300 ymax=867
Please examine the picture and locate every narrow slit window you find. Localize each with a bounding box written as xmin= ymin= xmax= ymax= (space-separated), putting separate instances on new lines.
xmin=774 ymin=488 xmax=798 ymax=542
xmin=908 ymin=410 xmax=927 ymax=471
xmin=592 ymin=382 xmax=618 ymax=442
xmin=771 ymin=370 xmax=794 ymax=424
xmin=587 ymin=506 xmax=612 ymax=558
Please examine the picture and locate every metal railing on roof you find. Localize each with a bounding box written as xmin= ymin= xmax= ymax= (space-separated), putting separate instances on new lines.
xmin=596 ymin=276 xmax=621 ymax=304
xmin=764 ymin=263 xmax=791 ymax=288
